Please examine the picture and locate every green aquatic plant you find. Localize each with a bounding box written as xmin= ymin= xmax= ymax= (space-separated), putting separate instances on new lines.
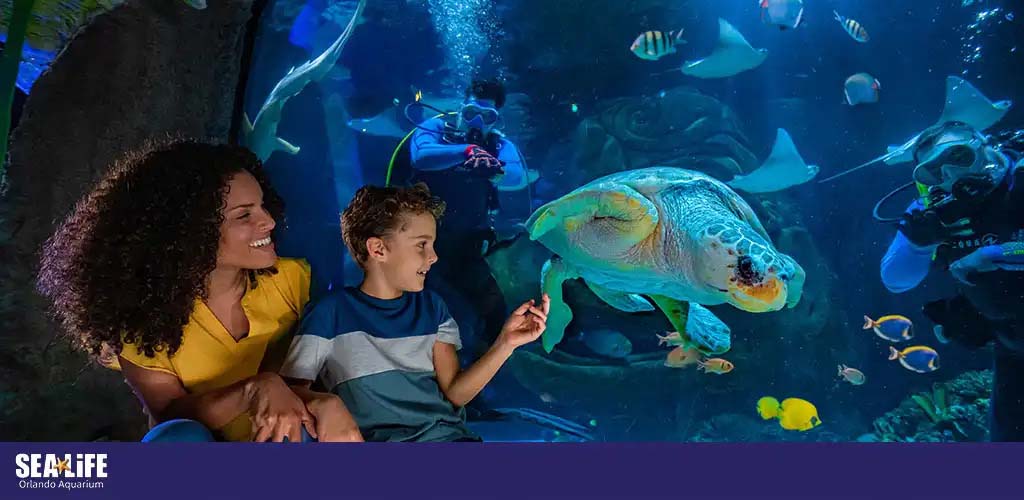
xmin=911 ymin=383 xmax=950 ymax=424
xmin=0 ymin=0 xmax=34 ymax=187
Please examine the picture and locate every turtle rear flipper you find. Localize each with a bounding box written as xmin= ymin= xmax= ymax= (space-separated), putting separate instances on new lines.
xmin=540 ymin=257 xmax=578 ymax=353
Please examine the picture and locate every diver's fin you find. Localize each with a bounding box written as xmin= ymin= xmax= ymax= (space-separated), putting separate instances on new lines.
xmin=681 ymin=18 xmax=767 ymax=79
xmin=936 ymin=76 xmax=1012 ymax=132
xmin=584 ymin=282 xmax=655 ymax=313
xmin=526 ymin=185 xmax=660 ymax=255
xmin=648 ymin=295 xmax=693 ymax=349
xmin=540 ymin=257 xmax=578 ymax=353
xmin=728 ymin=128 xmax=819 ymax=193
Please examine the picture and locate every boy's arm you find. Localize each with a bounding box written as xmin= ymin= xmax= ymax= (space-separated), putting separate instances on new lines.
xmin=434 ymin=341 xmax=514 ymax=408
xmin=434 ymin=295 xmax=550 ymax=407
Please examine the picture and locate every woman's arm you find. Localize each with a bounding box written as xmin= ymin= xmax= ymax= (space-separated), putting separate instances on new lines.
xmin=121 ymin=357 xmax=313 ymax=442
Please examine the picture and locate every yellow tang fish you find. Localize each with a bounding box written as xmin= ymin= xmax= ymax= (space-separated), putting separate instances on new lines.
xmin=630 ymin=29 xmax=686 ymax=61
xmin=757 ymin=396 xmax=822 ymax=431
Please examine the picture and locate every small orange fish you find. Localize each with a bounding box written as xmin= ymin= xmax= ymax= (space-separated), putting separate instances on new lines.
xmin=837 ymin=364 xmax=866 ymax=385
xmin=697 ymin=357 xmax=734 ymax=374
xmin=657 ymin=331 xmax=685 ymax=347
xmin=664 ymin=346 xmax=701 ymax=368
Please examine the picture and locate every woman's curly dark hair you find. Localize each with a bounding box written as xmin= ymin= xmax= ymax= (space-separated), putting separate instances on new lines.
xmin=37 ymin=139 xmax=285 ymax=360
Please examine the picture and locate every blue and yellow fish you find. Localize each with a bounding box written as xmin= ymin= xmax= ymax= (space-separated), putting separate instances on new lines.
xmin=888 ymin=345 xmax=940 ymax=373
xmin=863 ymin=315 xmax=913 ymax=342
xmin=833 ymin=11 xmax=869 ymax=43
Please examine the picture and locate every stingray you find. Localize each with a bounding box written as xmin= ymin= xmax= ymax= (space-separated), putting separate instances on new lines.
xmin=819 ymin=76 xmax=1013 ymax=183
xmin=346 ymin=105 xmax=409 ymax=138
xmin=346 ymin=93 xmax=466 ymax=138
xmin=727 ymin=129 xmax=819 ymax=193
xmin=681 ymin=19 xmax=767 ymax=79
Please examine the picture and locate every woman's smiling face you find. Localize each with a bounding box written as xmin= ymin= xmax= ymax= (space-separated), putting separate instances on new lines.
xmin=216 ymin=171 xmax=278 ymax=270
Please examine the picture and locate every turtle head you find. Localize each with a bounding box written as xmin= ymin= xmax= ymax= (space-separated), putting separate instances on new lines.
xmin=696 ymin=222 xmax=801 ymax=312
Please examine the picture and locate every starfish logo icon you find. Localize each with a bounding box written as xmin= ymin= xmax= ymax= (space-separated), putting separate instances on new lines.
xmin=52 ymin=458 xmax=71 ymax=474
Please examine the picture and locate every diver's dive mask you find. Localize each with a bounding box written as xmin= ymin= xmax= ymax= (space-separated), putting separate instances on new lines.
xmin=458 ymin=100 xmax=500 ymax=134
xmin=911 ymin=123 xmax=1006 ymax=195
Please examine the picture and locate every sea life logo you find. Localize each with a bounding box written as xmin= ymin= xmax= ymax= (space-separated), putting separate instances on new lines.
xmin=14 ymin=453 xmax=107 ymax=490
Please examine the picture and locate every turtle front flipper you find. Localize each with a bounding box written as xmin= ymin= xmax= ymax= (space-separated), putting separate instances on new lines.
xmin=648 ymin=294 xmax=691 ymax=346
xmin=649 ymin=295 xmax=731 ymax=356
xmin=585 ymin=282 xmax=655 ymax=312
xmin=540 ymin=256 xmax=578 ymax=353
xmin=527 ymin=185 xmax=660 ymax=256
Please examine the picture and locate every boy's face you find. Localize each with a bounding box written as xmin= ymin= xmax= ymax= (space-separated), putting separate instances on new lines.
xmin=377 ymin=211 xmax=438 ymax=292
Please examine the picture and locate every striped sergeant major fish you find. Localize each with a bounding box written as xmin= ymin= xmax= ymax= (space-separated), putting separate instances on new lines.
xmin=834 ymin=10 xmax=869 ymax=42
xmin=630 ymin=29 xmax=686 ymax=61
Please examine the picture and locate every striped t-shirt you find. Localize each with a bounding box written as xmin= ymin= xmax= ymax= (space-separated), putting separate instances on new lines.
xmin=280 ymin=287 xmax=479 ymax=442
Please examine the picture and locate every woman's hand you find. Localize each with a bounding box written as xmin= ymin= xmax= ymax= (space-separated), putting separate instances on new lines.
xmin=306 ymin=393 xmax=364 ymax=442
xmin=495 ymin=294 xmax=550 ymax=351
xmin=244 ymin=372 xmax=316 ymax=442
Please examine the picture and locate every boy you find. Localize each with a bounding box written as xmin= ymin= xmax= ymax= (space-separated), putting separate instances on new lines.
xmin=280 ymin=183 xmax=550 ymax=442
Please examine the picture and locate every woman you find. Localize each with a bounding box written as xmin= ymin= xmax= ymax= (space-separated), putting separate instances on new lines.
xmin=37 ymin=139 xmax=360 ymax=442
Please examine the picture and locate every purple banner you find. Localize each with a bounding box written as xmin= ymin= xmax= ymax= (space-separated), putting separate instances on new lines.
xmin=3 ymin=443 xmax=1021 ymax=499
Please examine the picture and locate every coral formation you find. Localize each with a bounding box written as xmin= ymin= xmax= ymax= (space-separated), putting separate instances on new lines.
xmin=869 ymin=370 xmax=991 ymax=442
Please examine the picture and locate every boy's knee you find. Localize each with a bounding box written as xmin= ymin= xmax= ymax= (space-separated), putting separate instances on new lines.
xmin=142 ymin=419 xmax=215 ymax=442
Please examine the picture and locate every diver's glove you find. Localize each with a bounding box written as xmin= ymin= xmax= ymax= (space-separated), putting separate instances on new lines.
xmin=949 ymin=245 xmax=1003 ymax=286
xmin=922 ymin=294 xmax=994 ymax=348
xmin=462 ymin=146 xmax=505 ymax=177
xmin=897 ymin=209 xmax=950 ymax=247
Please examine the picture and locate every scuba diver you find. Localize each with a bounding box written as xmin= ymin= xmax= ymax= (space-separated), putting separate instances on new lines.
xmin=878 ymin=120 xmax=1024 ymax=441
xmin=405 ymin=79 xmax=531 ymax=357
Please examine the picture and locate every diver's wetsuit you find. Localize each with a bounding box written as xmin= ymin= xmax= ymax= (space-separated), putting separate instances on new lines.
xmin=410 ymin=117 xmax=528 ymax=356
xmin=881 ymin=154 xmax=1024 ymax=441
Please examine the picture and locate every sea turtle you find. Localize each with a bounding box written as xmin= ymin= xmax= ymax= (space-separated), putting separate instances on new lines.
xmin=527 ymin=167 xmax=805 ymax=355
